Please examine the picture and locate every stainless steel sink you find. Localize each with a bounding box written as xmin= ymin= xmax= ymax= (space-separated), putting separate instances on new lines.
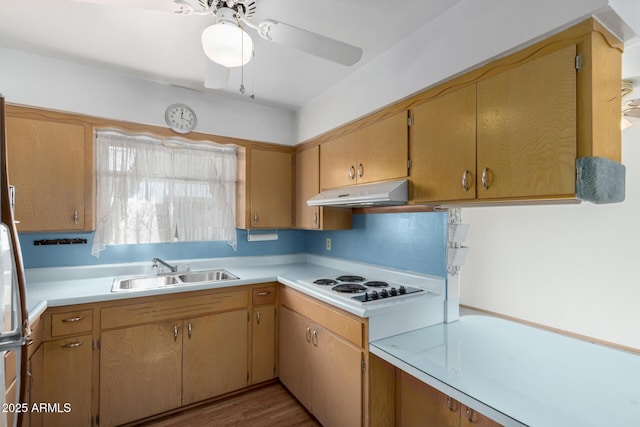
xmin=178 ymin=269 xmax=239 ymax=283
xmin=112 ymin=275 xmax=180 ymax=292
xmin=111 ymin=269 xmax=239 ymax=292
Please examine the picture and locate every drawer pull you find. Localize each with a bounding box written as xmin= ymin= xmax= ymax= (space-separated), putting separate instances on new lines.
xmin=258 ymin=291 xmax=271 ymax=296
xmin=61 ymin=342 xmax=83 ymax=349
xmin=62 ymin=316 xmax=83 ymax=323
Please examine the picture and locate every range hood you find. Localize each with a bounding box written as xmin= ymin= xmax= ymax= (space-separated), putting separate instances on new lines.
xmin=307 ymin=179 xmax=408 ymax=207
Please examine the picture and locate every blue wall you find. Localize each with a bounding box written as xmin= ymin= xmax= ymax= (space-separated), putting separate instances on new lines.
xmin=19 ymin=212 xmax=447 ymax=277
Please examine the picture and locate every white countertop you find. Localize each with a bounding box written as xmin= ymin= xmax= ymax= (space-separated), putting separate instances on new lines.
xmin=24 ymin=253 xmax=445 ymax=330
xmin=371 ymin=314 xmax=640 ymax=427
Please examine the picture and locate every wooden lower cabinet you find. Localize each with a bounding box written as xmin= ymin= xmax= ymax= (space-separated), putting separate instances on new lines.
xmin=182 ymin=310 xmax=249 ymax=404
xmin=371 ymin=354 xmax=502 ymax=427
xmin=251 ymin=305 xmax=276 ymax=384
xmin=279 ymin=305 xmax=363 ymax=427
xmin=100 ymin=321 xmax=183 ymax=427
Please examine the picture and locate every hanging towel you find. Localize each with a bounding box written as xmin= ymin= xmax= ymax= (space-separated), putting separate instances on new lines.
xmin=576 ymin=157 xmax=626 ymax=204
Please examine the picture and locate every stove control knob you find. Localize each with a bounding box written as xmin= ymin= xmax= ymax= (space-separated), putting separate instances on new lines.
xmin=390 ymin=287 xmax=398 ymax=296
xmin=371 ymin=290 xmax=379 ymax=300
xmin=364 ymin=292 xmax=369 ymax=301
xmin=399 ymin=285 xmax=407 ymax=294
xmin=380 ymin=289 xmax=389 ymax=298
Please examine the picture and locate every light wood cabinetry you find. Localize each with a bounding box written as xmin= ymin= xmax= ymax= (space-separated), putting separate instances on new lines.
xmin=279 ymin=287 xmax=364 ymax=427
xmin=475 ymin=44 xmax=577 ymax=200
xmin=409 ymin=84 xmax=477 ymax=202
xmin=409 ymin=19 xmax=622 ymax=205
xmin=320 ymin=110 xmax=408 ymax=190
xmin=25 ymin=308 xmax=95 ymax=427
xmin=295 ymin=145 xmax=351 ymax=230
xmin=5 ymin=107 xmax=93 ymax=231
xmin=251 ymin=286 xmax=277 ymax=384
xmin=237 ymin=147 xmax=293 ymax=229
xmin=100 ymin=320 xmax=183 ymax=426
xmin=99 ymin=289 xmax=249 ymax=426
xmin=370 ymin=354 xmax=501 ymax=427
xmin=183 ymin=310 xmax=249 ymax=404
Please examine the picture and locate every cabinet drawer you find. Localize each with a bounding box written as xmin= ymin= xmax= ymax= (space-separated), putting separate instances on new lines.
xmin=101 ymin=290 xmax=249 ymax=329
xmin=280 ymin=285 xmax=363 ymax=348
xmin=252 ymin=286 xmax=276 ymax=305
xmin=51 ymin=309 xmax=93 ymax=337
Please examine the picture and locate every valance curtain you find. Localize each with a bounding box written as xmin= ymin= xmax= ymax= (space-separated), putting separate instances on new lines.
xmin=92 ymin=130 xmax=237 ymax=257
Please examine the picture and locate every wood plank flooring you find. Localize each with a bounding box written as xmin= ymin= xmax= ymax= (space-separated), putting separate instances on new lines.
xmin=135 ymin=382 xmax=321 ymax=427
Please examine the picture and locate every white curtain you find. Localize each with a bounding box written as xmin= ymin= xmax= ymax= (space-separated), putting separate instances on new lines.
xmin=92 ymin=130 xmax=237 ymax=257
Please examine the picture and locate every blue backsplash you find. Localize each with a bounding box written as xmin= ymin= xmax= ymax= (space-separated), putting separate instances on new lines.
xmin=19 ymin=212 xmax=447 ymax=277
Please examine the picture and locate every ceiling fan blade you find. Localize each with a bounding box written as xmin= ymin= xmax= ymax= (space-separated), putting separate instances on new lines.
xmin=204 ymin=60 xmax=231 ymax=89
xmin=67 ymin=0 xmax=179 ymax=13
xmin=257 ymin=20 xmax=362 ymax=66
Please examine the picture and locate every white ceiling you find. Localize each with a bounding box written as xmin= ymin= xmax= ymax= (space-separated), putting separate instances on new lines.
xmin=0 ymin=0 xmax=465 ymax=110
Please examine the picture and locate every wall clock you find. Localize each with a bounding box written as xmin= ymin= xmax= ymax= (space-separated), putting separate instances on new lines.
xmin=165 ymin=103 xmax=197 ymax=134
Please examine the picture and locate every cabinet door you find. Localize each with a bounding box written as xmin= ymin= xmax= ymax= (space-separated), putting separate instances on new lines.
xmin=41 ymin=335 xmax=93 ymax=427
xmin=183 ymin=310 xmax=249 ymax=405
xmin=250 ymin=149 xmax=293 ymax=228
xmin=278 ymin=306 xmax=313 ymax=411
xmin=397 ymin=371 xmax=458 ymax=427
xmin=311 ymin=323 xmax=363 ymax=427
xmin=320 ymin=132 xmax=358 ymax=190
xmin=410 ymin=85 xmax=477 ymax=202
xmin=477 ymin=44 xmax=577 ymax=199
xmin=357 ymin=110 xmax=408 ymax=184
xmin=252 ymin=305 xmax=276 ymax=384
xmin=100 ymin=321 xmax=182 ymax=427
xmin=295 ymin=146 xmax=320 ymax=229
xmin=6 ymin=117 xmax=88 ymax=232
xmin=28 ymin=344 xmax=44 ymax=427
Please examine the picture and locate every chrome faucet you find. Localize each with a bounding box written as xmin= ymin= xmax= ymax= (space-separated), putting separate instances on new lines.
xmin=152 ymin=257 xmax=178 ymax=273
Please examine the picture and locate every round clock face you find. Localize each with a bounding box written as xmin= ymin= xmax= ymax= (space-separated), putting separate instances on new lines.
xmin=165 ymin=103 xmax=197 ymax=134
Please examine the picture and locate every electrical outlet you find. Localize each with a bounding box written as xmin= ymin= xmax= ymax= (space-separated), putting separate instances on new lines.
xmin=326 ymin=238 xmax=332 ymax=251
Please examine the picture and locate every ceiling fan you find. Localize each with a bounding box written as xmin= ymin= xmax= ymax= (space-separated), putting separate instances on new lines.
xmin=72 ymin=0 xmax=363 ymax=89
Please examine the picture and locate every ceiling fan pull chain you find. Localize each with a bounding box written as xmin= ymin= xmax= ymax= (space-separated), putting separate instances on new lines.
xmin=240 ymin=27 xmax=246 ymax=94
xmin=250 ymin=50 xmax=255 ymax=99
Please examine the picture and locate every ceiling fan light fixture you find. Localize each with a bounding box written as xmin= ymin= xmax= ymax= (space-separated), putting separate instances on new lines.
xmin=202 ymin=20 xmax=253 ymax=68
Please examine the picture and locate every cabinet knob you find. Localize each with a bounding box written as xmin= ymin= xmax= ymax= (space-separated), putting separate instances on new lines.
xmin=312 ymin=330 xmax=318 ymax=347
xmin=256 ymin=311 xmax=261 ymax=325
xmin=173 ymin=325 xmax=179 ymax=341
xmin=461 ymin=169 xmax=473 ymax=192
xmin=73 ymin=208 xmax=78 ymax=225
xmin=187 ymin=322 xmax=192 ymax=339
xmin=481 ymin=167 xmax=493 ymax=190
xmin=313 ymin=211 xmax=318 ymax=225
xmin=465 ymin=407 xmax=476 ymax=422
xmin=305 ymin=327 xmax=311 ymax=343
xmin=357 ymin=163 xmax=364 ymax=178
xmin=253 ymin=212 xmax=258 ymax=223
xmin=348 ymin=165 xmax=356 ymax=180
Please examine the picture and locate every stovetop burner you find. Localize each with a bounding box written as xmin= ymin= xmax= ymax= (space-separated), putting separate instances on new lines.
xmin=336 ymin=275 xmax=366 ymax=282
xmin=332 ymin=283 xmax=367 ymax=293
xmin=313 ymin=278 xmax=338 ymax=286
xmin=363 ymin=281 xmax=388 ymax=288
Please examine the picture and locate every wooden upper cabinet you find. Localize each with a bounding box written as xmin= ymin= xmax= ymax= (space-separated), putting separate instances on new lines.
xmin=410 ymin=84 xmax=477 ymax=203
xmin=5 ymin=111 xmax=93 ymax=231
xmin=295 ymin=146 xmax=351 ymax=230
xmin=237 ymin=147 xmax=293 ymax=229
xmin=320 ymin=110 xmax=408 ymax=190
xmin=476 ymin=43 xmax=577 ymax=200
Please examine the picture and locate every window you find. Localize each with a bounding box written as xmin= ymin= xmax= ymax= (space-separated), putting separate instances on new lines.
xmin=92 ymin=130 xmax=237 ymax=257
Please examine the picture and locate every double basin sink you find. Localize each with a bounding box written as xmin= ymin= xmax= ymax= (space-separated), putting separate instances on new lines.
xmin=112 ymin=269 xmax=239 ymax=292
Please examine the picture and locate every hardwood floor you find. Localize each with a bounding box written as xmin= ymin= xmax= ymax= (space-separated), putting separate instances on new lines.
xmin=134 ymin=382 xmax=321 ymax=427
